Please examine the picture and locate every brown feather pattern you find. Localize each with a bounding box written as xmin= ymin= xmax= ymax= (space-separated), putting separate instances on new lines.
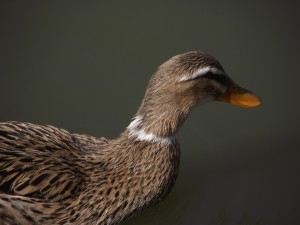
xmin=0 ymin=121 xmax=180 ymax=225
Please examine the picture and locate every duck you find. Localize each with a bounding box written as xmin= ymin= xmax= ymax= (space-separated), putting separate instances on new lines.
xmin=0 ymin=51 xmax=261 ymax=225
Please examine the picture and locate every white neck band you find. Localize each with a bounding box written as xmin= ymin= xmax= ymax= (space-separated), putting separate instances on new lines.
xmin=127 ymin=116 xmax=176 ymax=145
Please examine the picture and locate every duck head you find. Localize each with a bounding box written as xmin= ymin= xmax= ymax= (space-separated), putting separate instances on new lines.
xmin=130 ymin=51 xmax=261 ymax=140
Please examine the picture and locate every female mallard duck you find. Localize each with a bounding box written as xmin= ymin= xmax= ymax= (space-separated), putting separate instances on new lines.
xmin=0 ymin=51 xmax=261 ymax=225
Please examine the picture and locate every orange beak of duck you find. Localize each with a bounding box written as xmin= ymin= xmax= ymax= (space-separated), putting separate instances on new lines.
xmin=217 ymin=83 xmax=262 ymax=108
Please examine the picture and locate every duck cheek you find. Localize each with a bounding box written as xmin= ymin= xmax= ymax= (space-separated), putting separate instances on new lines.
xmin=195 ymin=85 xmax=218 ymax=105
xmin=197 ymin=96 xmax=215 ymax=105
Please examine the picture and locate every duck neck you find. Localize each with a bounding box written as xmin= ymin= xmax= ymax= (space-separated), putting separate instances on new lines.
xmin=127 ymin=102 xmax=190 ymax=144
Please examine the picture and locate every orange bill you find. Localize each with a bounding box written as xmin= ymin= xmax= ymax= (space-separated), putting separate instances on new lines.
xmin=217 ymin=83 xmax=262 ymax=108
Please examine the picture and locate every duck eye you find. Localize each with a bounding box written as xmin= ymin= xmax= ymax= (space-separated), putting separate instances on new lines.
xmin=202 ymin=71 xmax=216 ymax=79
xmin=202 ymin=72 xmax=230 ymax=86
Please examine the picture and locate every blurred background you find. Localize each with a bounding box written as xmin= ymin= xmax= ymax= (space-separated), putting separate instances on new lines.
xmin=0 ymin=1 xmax=299 ymax=225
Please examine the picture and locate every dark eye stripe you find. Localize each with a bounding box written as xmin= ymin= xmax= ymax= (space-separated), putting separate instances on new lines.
xmin=201 ymin=72 xmax=231 ymax=85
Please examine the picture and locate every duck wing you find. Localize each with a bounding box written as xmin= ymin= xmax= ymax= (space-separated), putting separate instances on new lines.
xmin=0 ymin=121 xmax=88 ymax=203
xmin=0 ymin=193 xmax=65 ymax=225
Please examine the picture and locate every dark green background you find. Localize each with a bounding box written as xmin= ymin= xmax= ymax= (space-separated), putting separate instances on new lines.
xmin=1 ymin=1 xmax=299 ymax=225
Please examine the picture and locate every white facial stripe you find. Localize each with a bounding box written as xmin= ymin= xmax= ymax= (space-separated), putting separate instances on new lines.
xmin=127 ymin=116 xmax=176 ymax=145
xmin=179 ymin=67 xmax=225 ymax=82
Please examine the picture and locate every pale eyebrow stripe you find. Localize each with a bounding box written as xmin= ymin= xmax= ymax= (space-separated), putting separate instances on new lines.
xmin=179 ymin=67 xmax=225 ymax=82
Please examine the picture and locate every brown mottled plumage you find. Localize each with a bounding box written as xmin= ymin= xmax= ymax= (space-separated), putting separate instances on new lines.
xmin=0 ymin=51 xmax=261 ymax=225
